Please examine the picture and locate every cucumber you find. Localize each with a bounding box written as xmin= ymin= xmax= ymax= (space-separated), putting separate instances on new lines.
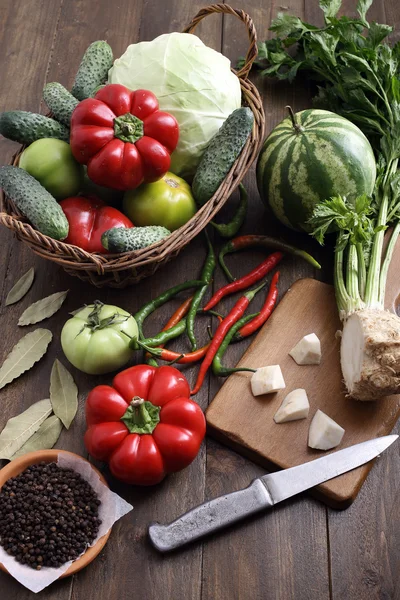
xmin=71 ymin=41 xmax=113 ymax=101
xmin=0 ymin=111 xmax=69 ymax=145
xmin=192 ymin=107 xmax=254 ymax=206
xmin=43 ymin=83 xmax=79 ymax=127
xmin=0 ymin=166 xmax=69 ymax=240
xmin=101 ymin=226 xmax=170 ymax=253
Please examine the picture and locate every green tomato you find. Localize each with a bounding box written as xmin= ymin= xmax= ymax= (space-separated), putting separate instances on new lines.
xmin=123 ymin=172 xmax=196 ymax=231
xmin=19 ymin=138 xmax=83 ymax=200
xmin=81 ymin=166 xmax=124 ymax=207
xmin=61 ymin=302 xmax=138 ymax=375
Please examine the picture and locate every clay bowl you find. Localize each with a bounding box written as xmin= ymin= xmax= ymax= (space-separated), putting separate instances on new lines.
xmin=0 ymin=449 xmax=112 ymax=578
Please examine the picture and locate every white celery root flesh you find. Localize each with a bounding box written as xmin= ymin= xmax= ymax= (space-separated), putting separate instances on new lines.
xmin=289 ymin=333 xmax=321 ymax=365
xmin=273 ymin=389 xmax=310 ymax=423
xmin=341 ymin=309 xmax=400 ymax=401
xmin=251 ymin=365 xmax=286 ymax=396
xmin=308 ymin=409 xmax=345 ymax=450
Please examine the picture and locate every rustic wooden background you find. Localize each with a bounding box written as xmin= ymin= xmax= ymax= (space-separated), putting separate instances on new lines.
xmin=0 ymin=1 xmax=399 ymax=599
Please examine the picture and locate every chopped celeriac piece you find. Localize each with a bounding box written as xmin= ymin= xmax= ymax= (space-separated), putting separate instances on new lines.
xmin=251 ymin=365 xmax=285 ymax=396
xmin=273 ymin=389 xmax=310 ymax=423
xmin=289 ymin=333 xmax=321 ymax=365
xmin=308 ymin=409 xmax=344 ymax=451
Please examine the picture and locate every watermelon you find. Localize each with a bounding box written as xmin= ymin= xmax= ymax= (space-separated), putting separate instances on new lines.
xmin=256 ymin=109 xmax=376 ymax=232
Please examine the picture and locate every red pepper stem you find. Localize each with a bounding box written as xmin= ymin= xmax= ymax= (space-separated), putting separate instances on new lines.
xmin=204 ymin=309 xmax=224 ymax=319
xmin=221 ymin=367 xmax=256 ymax=374
xmin=114 ymin=113 xmax=144 ymax=143
xmin=137 ymin=340 xmax=163 ymax=357
xmin=244 ymin=280 xmax=267 ymax=301
xmin=131 ymin=396 xmax=144 ymax=407
xmin=120 ymin=397 xmax=160 ymax=434
xmin=166 ymin=354 xmax=185 ymax=366
xmin=146 ymin=357 xmax=159 ymax=367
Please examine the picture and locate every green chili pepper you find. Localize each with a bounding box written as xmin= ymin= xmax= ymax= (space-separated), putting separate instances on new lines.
xmin=133 ymin=319 xmax=187 ymax=349
xmin=187 ymin=232 xmax=216 ymax=351
xmin=212 ymin=313 xmax=259 ymax=377
xmin=134 ymin=280 xmax=203 ymax=339
xmin=211 ymin=183 xmax=248 ymax=238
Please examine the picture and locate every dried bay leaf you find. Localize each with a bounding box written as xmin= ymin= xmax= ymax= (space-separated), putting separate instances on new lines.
xmin=11 ymin=415 xmax=63 ymax=459
xmin=50 ymin=360 xmax=78 ymax=429
xmin=0 ymin=329 xmax=52 ymax=390
xmin=18 ymin=290 xmax=68 ymax=326
xmin=5 ymin=267 xmax=35 ymax=306
xmin=0 ymin=399 xmax=52 ymax=459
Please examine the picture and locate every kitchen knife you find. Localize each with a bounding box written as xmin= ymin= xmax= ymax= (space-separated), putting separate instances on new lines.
xmin=149 ymin=434 xmax=398 ymax=552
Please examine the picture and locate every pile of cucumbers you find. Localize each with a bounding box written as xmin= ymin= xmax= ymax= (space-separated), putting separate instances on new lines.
xmin=0 ymin=38 xmax=253 ymax=252
xmin=0 ymin=41 xmax=112 ymax=243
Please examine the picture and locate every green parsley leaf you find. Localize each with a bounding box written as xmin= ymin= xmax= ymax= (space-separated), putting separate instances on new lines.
xmin=366 ymin=22 xmax=393 ymax=48
xmin=357 ymin=0 xmax=373 ymax=24
xmin=269 ymin=13 xmax=306 ymax=36
xmin=320 ymin=0 xmax=342 ymax=19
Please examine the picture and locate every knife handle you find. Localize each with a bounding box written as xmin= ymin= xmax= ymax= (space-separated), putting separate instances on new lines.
xmin=148 ymin=479 xmax=272 ymax=552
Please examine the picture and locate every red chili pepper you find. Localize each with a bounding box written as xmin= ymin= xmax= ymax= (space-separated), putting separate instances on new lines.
xmin=70 ymin=84 xmax=179 ymax=190
xmin=144 ymin=343 xmax=211 ymax=364
xmin=191 ymin=283 xmax=265 ymax=395
xmin=160 ymin=296 xmax=194 ymax=333
xmin=219 ymin=235 xmax=321 ymax=280
xmin=60 ymin=196 xmax=133 ymax=253
xmin=235 ymin=271 xmax=280 ymax=340
xmin=203 ymin=252 xmax=283 ymax=312
xmin=143 ymin=315 xmax=223 ymax=365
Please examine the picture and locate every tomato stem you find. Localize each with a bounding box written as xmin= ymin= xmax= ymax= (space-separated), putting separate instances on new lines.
xmin=84 ymin=300 xmax=130 ymax=332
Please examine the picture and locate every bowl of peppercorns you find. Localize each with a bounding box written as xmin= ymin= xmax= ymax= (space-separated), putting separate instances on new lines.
xmin=0 ymin=449 xmax=111 ymax=579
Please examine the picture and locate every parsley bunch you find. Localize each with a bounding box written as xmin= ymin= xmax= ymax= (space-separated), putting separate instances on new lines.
xmin=245 ymin=0 xmax=399 ymax=149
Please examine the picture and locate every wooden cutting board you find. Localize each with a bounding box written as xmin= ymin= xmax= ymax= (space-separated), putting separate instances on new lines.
xmin=206 ymin=241 xmax=400 ymax=509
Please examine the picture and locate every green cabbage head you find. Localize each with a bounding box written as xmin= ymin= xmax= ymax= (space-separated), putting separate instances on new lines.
xmin=108 ymin=33 xmax=241 ymax=179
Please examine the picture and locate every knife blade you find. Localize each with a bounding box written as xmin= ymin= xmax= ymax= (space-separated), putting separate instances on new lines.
xmin=149 ymin=434 xmax=398 ymax=552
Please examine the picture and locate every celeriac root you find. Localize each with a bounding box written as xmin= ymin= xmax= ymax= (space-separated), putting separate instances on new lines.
xmin=341 ymin=309 xmax=400 ymax=400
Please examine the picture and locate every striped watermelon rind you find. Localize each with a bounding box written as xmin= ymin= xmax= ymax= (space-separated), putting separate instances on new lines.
xmin=256 ymin=109 xmax=377 ymax=232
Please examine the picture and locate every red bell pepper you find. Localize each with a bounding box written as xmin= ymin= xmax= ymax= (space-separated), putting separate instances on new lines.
xmin=84 ymin=365 xmax=206 ymax=485
xmin=60 ymin=196 xmax=133 ymax=253
xmin=70 ymin=84 xmax=179 ymax=191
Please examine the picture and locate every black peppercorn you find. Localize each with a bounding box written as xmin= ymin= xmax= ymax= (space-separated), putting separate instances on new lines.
xmin=0 ymin=462 xmax=101 ymax=570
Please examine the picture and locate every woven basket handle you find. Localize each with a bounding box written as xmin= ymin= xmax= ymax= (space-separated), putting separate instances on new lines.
xmin=182 ymin=3 xmax=257 ymax=80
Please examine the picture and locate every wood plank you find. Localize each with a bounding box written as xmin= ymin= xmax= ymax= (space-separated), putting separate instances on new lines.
xmin=0 ymin=0 xmax=63 ymax=306
xmin=325 ymin=2 xmax=400 ymax=597
xmin=0 ymin=2 xmax=222 ymax=600
xmin=201 ymin=2 xmax=330 ymax=600
xmin=0 ymin=2 xmax=81 ymax=598
xmin=318 ymin=1 xmax=400 ymax=598
xmin=328 ymin=418 xmax=400 ymax=600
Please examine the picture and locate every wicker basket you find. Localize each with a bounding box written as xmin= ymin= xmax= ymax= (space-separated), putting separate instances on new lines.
xmin=0 ymin=4 xmax=265 ymax=288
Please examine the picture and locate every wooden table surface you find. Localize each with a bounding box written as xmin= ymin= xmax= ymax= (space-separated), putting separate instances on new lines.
xmin=0 ymin=1 xmax=399 ymax=598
